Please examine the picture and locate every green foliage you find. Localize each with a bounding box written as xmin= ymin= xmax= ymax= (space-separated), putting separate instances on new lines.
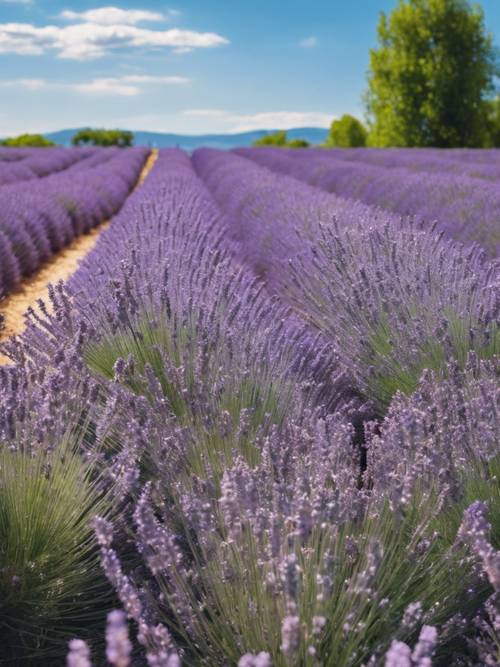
xmin=287 ymin=138 xmax=310 ymax=148
xmin=485 ymin=96 xmax=500 ymax=147
xmin=366 ymin=0 xmax=499 ymax=147
xmin=72 ymin=128 xmax=134 ymax=147
xmin=1 ymin=133 xmax=55 ymax=147
xmin=0 ymin=435 xmax=116 ymax=664
xmin=325 ymin=114 xmax=367 ymax=147
xmin=253 ymin=131 xmax=309 ymax=148
xmin=253 ymin=130 xmax=288 ymax=147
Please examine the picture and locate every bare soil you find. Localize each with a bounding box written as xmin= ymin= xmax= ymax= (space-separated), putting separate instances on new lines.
xmin=0 ymin=149 xmax=158 ymax=364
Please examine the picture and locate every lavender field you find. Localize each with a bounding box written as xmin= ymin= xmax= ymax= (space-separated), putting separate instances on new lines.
xmin=0 ymin=146 xmax=499 ymax=667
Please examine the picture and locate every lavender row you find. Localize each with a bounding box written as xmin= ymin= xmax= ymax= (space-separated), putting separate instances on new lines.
xmin=0 ymin=148 xmax=497 ymax=664
xmin=301 ymin=146 xmax=500 ymax=182
xmin=0 ymin=147 xmax=149 ymax=300
xmin=0 ymin=147 xmax=100 ymax=186
xmin=193 ymin=148 xmax=499 ymax=412
xmin=17 ymin=148 xmax=340 ymax=414
xmin=236 ymin=147 xmax=500 ymax=257
xmin=324 ymin=147 xmax=500 ymax=166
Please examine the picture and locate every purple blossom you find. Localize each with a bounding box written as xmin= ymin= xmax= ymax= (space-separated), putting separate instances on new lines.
xmin=66 ymin=639 xmax=92 ymax=667
xmin=238 ymin=652 xmax=272 ymax=667
xmin=106 ymin=610 xmax=132 ymax=667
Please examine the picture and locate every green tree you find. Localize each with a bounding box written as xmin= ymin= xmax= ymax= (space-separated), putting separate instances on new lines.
xmin=326 ymin=114 xmax=367 ymax=147
xmin=366 ymin=0 xmax=499 ymax=147
xmin=72 ymin=128 xmax=134 ymax=147
xmin=252 ymin=131 xmax=309 ymax=148
xmin=252 ymin=130 xmax=288 ymax=147
xmin=1 ymin=133 xmax=55 ymax=147
xmin=287 ymin=138 xmax=310 ymax=148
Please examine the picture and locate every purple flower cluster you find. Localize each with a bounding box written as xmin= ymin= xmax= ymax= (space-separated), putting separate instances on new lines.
xmin=321 ymin=147 xmax=500 ymax=182
xmin=0 ymin=147 xmax=148 ymax=299
xmin=236 ymin=146 xmax=500 ymax=257
xmin=0 ymin=146 xmax=97 ymax=186
xmin=0 ymin=147 xmax=498 ymax=665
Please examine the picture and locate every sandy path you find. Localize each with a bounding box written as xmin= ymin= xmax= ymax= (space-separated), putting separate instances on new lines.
xmin=0 ymin=149 xmax=158 ymax=364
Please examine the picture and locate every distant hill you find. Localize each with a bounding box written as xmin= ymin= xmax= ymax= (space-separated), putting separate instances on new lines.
xmin=44 ymin=127 xmax=329 ymax=150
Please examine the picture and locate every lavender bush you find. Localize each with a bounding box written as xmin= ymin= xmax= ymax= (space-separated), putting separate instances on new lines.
xmin=237 ymin=147 xmax=500 ymax=257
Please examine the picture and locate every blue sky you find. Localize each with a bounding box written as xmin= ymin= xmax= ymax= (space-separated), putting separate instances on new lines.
xmin=0 ymin=0 xmax=499 ymax=136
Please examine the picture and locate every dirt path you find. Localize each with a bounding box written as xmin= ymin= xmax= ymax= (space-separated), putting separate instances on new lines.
xmin=0 ymin=149 xmax=158 ymax=364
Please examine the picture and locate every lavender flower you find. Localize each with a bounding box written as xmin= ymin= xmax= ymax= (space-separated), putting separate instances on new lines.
xmin=67 ymin=639 xmax=92 ymax=667
xmin=106 ymin=610 xmax=132 ymax=667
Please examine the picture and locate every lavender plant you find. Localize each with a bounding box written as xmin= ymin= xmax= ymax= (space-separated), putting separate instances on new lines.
xmin=1 ymin=146 xmax=498 ymax=666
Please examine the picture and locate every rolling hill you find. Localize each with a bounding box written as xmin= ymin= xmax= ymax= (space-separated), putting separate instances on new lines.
xmin=44 ymin=127 xmax=329 ymax=149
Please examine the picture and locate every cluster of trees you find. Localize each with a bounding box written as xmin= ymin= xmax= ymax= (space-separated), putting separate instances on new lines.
xmin=1 ymin=134 xmax=55 ymax=147
xmin=253 ymin=130 xmax=309 ymax=148
xmin=72 ymin=129 xmax=134 ymax=147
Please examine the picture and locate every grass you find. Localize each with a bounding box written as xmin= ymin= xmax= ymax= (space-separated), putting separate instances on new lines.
xmin=0 ymin=432 xmax=117 ymax=665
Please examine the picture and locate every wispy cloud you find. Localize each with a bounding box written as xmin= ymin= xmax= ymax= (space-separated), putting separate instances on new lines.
xmin=59 ymin=7 xmax=167 ymax=26
xmin=0 ymin=74 xmax=190 ymax=96
xmin=0 ymin=77 xmax=43 ymax=89
xmin=183 ymin=109 xmax=332 ymax=131
xmin=0 ymin=10 xmax=228 ymax=59
xmin=0 ymin=0 xmax=33 ymax=5
xmin=299 ymin=36 xmax=318 ymax=48
xmin=73 ymin=75 xmax=189 ymax=96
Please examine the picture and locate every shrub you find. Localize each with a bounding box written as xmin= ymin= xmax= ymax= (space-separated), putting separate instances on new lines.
xmin=253 ymin=131 xmax=309 ymax=148
xmin=1 ymin=133 xmax=55 ymax=147
xmin=72 ymin=129 xmax=134 ymax=147
xmin=326 ymin=114 xmax=367 ymax=147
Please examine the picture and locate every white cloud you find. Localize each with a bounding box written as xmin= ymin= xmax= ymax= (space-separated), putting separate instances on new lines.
xmin=0 ymin=21 xmax=228 ymax=59
xmin=60 ymin=7 xmax=166 ymax=26
xmin=299 ymin=36 xmax=318 ymax=48
xmin=0 ymin=77 xmax=44 ymax=89
xmin=183 ymin=109 xmax=332 ymax=132
xmin=184 ymin=108 xmax=227 ymax=118
xmin=0 ymin=74 xmax=189 ymax=96
xmin=73 ymin=74 xmax=189 ymax=96
xmin=0 ymin=0 xmax=33 ymax=5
